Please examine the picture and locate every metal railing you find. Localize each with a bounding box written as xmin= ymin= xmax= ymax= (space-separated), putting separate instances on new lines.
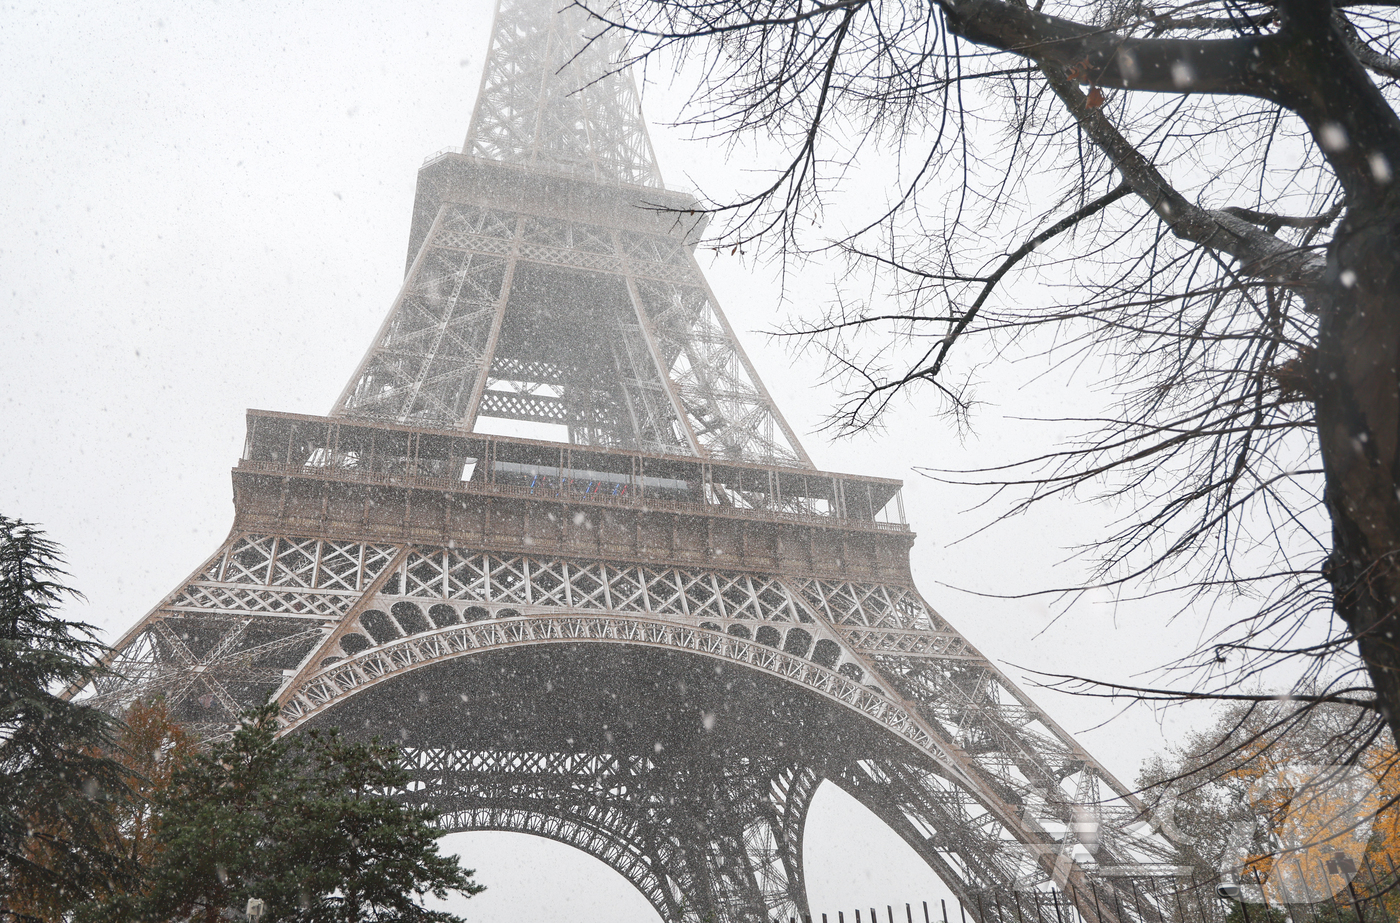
xmin=804 ymin=858 xmax=1400 ymax=923
xmin=237 ymin=458 xmax=910 ymax=535
xmin=422 ymin=146 xmax=460 ymax=165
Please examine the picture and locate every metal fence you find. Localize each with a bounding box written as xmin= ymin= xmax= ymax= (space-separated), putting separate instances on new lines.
xmin=799 ymin=856 xmax=1400 ymax=923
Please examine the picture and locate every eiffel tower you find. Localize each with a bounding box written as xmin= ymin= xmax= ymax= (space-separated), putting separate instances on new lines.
xmin=86 ymin=1 xmax=1184 ymax=920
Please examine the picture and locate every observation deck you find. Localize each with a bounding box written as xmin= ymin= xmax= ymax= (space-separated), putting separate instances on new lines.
xmin=234 ymin=410 xmax=913 ymax=584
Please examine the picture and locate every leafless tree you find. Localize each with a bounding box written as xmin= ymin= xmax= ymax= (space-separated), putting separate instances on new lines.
xmin=1137 ymin=695 xmax=1394 ymax=872
xmin=584 ymin=0 xmax=1400 ymax=749
xmin=1135 ymin=693 xmax=1400 ymax=917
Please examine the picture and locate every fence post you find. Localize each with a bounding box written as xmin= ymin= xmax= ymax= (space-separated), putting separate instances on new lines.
xmin=1360 ymin=851 xmax=1387 ymax=923
xmin=1188 ymin=877 xmax=1212 ymax=923
xmin=1349 ymin=878 xmax=1368 ymax=923
xmin=1170 ymin=879 xmax=1188 ymax=923
xmin=1128 ymin=879 xmax=1148 ymax=923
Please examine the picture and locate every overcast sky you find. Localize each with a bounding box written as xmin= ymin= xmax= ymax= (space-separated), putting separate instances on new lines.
xmin=0 ymin=1 xmax=1224 ymax=919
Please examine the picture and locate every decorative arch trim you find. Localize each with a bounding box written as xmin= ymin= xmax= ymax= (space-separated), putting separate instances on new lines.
xmin=276 ymin=614 xmax=958 ymax=770
xmin=435 ymin=806 xmax=684 ymax=922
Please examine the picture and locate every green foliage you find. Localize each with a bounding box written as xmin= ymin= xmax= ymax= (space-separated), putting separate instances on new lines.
xmin=0 ymin=517 xmax=482 ymax=923
xmin=0 ymin=515 xmax=135 ymax=922
xmin=120 ymin=704 xmax=483 ymax=923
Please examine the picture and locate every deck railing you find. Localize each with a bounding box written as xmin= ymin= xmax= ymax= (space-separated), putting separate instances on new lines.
xmin=237 ymin=458 xmax=910 ymax=535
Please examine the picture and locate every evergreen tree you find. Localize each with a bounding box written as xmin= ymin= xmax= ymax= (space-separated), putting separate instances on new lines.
xmin=0 ymin=516 xmax=134 ymax=922
xmin=129 ymin=704 xmax=483 ymax=923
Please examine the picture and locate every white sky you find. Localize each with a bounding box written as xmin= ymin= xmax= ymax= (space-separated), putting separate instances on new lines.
xmin=0 ymin=1 xmax=1222 ymax=919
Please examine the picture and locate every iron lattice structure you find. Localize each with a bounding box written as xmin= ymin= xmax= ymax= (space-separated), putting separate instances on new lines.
xmin=87 ymin=1 xmax=1186 ymax=920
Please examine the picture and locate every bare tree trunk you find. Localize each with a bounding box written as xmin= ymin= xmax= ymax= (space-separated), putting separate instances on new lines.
xmin=1318 ymin=210 xmax=1400 ymax=744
